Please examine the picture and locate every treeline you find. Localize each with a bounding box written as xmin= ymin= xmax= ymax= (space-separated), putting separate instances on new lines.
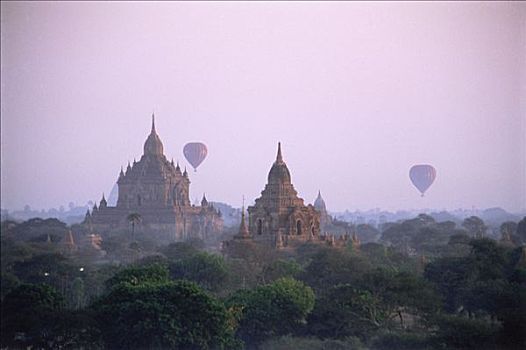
xmin=1 ymin=215 xmax=525 ymax=349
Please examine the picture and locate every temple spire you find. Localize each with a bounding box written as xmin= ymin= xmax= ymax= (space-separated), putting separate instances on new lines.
xmin=237 ymin=196 xmax=250 ymax=238
xmin=276 ymin=142 xmax=283 ymax=163
xmin=151 ymin=113 xmax=156 ymax=133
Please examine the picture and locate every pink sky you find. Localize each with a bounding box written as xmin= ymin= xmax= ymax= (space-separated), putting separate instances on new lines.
xmin=1 ymin=1 xmax=525 ymax=212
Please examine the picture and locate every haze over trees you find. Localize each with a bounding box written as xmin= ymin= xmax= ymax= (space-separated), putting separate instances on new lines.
xmin=1 ymin=214 xmax=525 ymax=349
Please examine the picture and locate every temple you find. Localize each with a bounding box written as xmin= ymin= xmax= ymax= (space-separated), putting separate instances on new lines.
xmin=84 ymin=115 xmax=223 ymax=241
xmin=224 ymin=143 xmax=348 ymax=252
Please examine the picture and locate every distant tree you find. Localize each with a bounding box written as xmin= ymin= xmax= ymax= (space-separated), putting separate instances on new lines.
xmin=500 ymin=221 xmax=518 ymax=239
xmin=126 ymin=213 xmax=141 ymax=240
xmin=445 ymin=233 xmax=472 ymax=257
xmin=159 ymin=241 xmax=200 ymax=261
xmin=308 ymin=270 xmax=440 ymax=341
xmin=4 ymin=218 xmax=68 ymax=242
xmin=462 ymin=216 xmax=487 ymax=238
xmin=355 ymin=224 xmax=380 ymax=243
xmin=357 ymin=269 xmax=440 ymax=328
xmin=260 ymin=259 xmax=303 ymax=284
xmin=94 ymin=280 xmax=239 ymax=349
xmin=227 ymin=278 xmax=315 ymax=346
xmin=516 ymin=217 xmax=526 ymax=243
xmin=424 ymin=256 xmax=475 ymax=313
xmin=12 ymin=253 xmax=78 ymax=296
xmin=308 ymin=284 xmax=383 ymax=339
xmin=299 ymin=249 xmax=371 ymax=292
xmin=170 ymin=252 xmax=229 ymax=292
xmin=105 ymin=263 xmax=169 ymax=290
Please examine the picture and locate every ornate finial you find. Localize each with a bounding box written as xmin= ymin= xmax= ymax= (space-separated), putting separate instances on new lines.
xmin=102 ymin=193 xmax=105 ymax=201
xmin=151 ymin=113 xmax=156 ymax=133
xmin=183 ymin=166 xmax=188 ymax=177
xmin=120 ymin=166 xmax=124 ymax=176
xmin=276 ymin=142 xmax=283 ymax=163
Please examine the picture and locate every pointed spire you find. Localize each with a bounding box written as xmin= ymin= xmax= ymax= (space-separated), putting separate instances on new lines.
xmin=238 ymin=206 xmax=249 ymax=237
xmin=126 ymin=161 xmax=132 ymax=173
xmin=133 ymin=158 xmax=137 ymax=165
xmin=276 ymin=142 xmax=283 ymax=163
xmin=100 ymin=193 xmax=107 ymax=208
xmin=119 ymin=166 xmax=124 ymax=177
xmin=171 ymin=158 xmax=175 ymax=167
xmin=175 ymin=161 xmax=181 ymax=174
xmin=151 ymin=113 xmax=156 ymax=133
xmin=183 ymin=166 xmax=188 ymax=177
xmin=201 ymin=193 xmax=208 ymax=207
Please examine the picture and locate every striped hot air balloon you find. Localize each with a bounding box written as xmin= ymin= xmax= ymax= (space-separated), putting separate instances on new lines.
xmin=409 ymin=164 xmax=436 ymax=197
xmin=183 ymin=142 xmax=208 ymax=172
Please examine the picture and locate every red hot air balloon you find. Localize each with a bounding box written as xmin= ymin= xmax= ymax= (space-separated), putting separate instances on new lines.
xmin=183 ymin=142 xmax=208 ymax=172
xmin=409 ymin=164 xmax=436 ymax=197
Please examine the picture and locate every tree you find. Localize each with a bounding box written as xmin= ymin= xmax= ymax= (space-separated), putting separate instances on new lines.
xmin=355 ymin=224 xmax=380 ymax=243
xmin=93 ymin=280 xmax=239 ymax=349
xmin=260 ymin=259 xmax=303 ymax=284
xmin=12 ymin=253 xmax=79 ymax=296
xmin=516 ymin=217 xmax=526 ymax=243
xmin=433 ymin=314 xmax=498 ymax=349
xmin=462 ymin=216 xmax=487 ymax=238
xmin=1 ymin=284 xmax=64 ymax=348
xmin=68 ymin=277 xmax=85 ymax=310
xmin=227 ymin=278 xmax=315 ymax=346
xmin=105 ymin=263 xmax=170 ymax=290
xmin=169 ymin=252 xmax=229 ymax=292
xmin=159 ymin=241 xmax=200 ymax=261
xmin=500 ymin=221 xmax=518 ymax=238
xmin=308 ymin=284 xmax=383 ymax=340
xmin=126 ymin=213 xmax=141 ymax=240
xmin=300 ymin=249 xmax=371 ymax=292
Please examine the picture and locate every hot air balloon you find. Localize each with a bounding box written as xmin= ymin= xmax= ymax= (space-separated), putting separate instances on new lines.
xmin=409 ymin=164 xmax=436 ymax=197
xmin=183 ymin=142 xmax=208 ymax=171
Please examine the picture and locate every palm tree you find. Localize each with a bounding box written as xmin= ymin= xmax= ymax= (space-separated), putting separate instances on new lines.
xmin=127 ymin=213 xmax=142 ymax=241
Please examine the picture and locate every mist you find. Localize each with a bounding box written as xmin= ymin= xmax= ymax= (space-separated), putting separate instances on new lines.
xmin=1 ymin=1 xmax=525 ymax=213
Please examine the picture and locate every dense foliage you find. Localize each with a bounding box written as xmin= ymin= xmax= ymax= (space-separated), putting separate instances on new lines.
xmin=1 ymin=215 xmax=525 ymax=349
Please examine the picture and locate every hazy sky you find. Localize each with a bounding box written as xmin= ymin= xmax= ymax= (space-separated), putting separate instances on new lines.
xmin=1 ymin=1 xmax=525 ymax=213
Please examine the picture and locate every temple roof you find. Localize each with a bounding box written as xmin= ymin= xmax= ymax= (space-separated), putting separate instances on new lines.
xmin=143 ymin=114 xmax=164 ymax=156
xmin=267 ymin=142 xmax=291 ymax=184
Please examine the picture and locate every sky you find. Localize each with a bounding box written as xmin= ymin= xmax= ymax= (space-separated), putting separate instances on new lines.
xmin=1 ymin=1 xmax=525 ymax=213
